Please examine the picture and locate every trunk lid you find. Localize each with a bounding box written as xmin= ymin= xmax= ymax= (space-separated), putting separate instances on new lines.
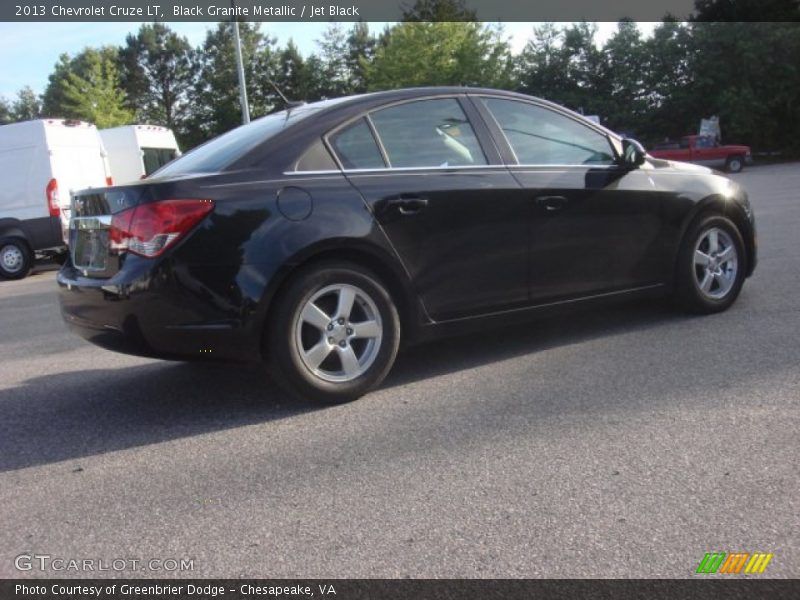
xmin=69 ymin=186 xmax=142 ymax=279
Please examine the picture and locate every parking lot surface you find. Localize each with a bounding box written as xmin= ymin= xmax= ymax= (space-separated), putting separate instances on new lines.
xmin=0 ymin=163 xmax=797 ymax=578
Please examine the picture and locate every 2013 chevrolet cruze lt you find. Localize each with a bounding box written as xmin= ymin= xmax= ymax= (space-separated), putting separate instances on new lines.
xmin=58 ymin=87 xmax=757 ymax=403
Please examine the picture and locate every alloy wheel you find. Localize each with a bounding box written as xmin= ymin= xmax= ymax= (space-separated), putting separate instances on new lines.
xmin=294 ymin=283 xmax=383 ymax=383
xmin=693 ymin=227 xmax=739 ymax=300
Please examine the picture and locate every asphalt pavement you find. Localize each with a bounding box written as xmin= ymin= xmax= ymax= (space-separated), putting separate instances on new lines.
xmin=0 ymin=163 xmax=797 ymax=578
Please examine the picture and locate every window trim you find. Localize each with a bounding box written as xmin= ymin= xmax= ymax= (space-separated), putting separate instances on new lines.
xmin=321 ymin=95 xmax=494 ymax=174
xmin=364 ymin=114 xmax=392 ymax=168
xmin=471 ymin=94 xmax=622 ymax=168
xmin=325 ymin=115 xmax=389 ymax=172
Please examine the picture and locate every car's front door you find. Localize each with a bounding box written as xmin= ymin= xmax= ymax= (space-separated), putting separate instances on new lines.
xmin=329 ymin=97 xmax=528 ymax=321
xmin=474 ymin=96 xmax=668 ymax=303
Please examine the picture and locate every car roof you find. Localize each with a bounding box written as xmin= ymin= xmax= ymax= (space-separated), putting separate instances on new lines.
xmin=302 ymin=86 xmax=560 ymax=114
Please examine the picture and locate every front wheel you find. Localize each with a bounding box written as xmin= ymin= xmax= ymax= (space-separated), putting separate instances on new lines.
xmin=674 ymin=215 xmax=746 ymax=314
xmin=0 ymin=238 xmax=32 ymax=280
xmin=266 ymin=261 xmax=400 ymax=404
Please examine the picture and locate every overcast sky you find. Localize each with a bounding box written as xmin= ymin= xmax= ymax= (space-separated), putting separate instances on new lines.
xmin=0 ymin=21 xmax=658 ymax=99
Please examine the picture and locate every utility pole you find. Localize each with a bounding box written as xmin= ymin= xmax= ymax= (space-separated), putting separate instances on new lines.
xmin=231 ymin=2 xmax=250 ymax=124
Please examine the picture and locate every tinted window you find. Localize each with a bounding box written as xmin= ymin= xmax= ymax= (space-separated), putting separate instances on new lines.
xmin=329 ymin=118 xmax=385 ymax=169
xmin=370 ymin=99 xmax=487 ymax=168
xmin=154 ymin=102 xmax=340 ymax=177
xmin=142 ymin=147 xmax=177 ymax=175
xmin=482 ymin=98 xmax=615 ymax=166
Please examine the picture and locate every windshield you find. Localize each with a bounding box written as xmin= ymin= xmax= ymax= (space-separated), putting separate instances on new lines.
xmin=153 ymin=100 xmax=345 ymax=177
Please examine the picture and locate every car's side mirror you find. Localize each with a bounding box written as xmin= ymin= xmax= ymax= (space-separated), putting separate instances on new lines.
xmin=621 ymin=138 xmax=647 ymax=168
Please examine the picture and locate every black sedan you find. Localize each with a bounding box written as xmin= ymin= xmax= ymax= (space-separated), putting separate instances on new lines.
xmin=58 ymin=87 xmax=757 ymax=403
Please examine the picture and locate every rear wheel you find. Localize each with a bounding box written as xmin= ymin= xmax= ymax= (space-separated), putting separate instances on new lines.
xmin=674 ymin=215 xmax=746 ymax=314
xmin=266 ymin=261 xmax=400 ymax=403
xmin=0 ymin=238 xmax=32 ymax=280
xmin=726 ymin=155 xmax=744 ymax=173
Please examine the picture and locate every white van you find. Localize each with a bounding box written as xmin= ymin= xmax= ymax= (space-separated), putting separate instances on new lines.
xmin=0 ymin=119 xmax=111 ymax=279
xmin=100 ymin=125 xmax=180 ymax=184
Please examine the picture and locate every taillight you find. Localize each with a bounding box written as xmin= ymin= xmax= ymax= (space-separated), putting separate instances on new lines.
xmin=106 ymin=176 xmax=114 ymax=186
xmin=110 ymin=199 xmax=214 ymax=258
xmin=46 ymin=178 xmax=60 ymax=217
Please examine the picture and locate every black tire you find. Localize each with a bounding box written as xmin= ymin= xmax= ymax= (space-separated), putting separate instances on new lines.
xmin=674 ymin=214 xmax=747 ymax=314
xmin=726 ymin=155 xmax=744 ymax=173
xmin=0 ymin=237 xmax=33 ymax=280
xmin=266 ymin=261 xmax=401 ymax=404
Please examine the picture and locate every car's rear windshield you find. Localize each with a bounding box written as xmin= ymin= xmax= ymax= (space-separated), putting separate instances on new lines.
xmin=153 ymin=100 xmax=345 ymax=177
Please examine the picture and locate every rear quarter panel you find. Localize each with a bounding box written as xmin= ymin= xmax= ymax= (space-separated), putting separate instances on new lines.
xmin=160 ymin=170 xmax=404 ymax=359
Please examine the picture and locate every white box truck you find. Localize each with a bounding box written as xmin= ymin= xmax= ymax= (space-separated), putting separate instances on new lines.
xmin=100 ymin=125 xmax=180 ymax=184
xmin=0 ymin=119 xmax=111 ymax=279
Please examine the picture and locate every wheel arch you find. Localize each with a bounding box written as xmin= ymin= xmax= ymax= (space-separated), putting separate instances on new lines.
xmin=672 ymin=194 xmax=755 ymax=283
xmin=256 ymin=238 xmax=425 ymax=359
xmin=0 ymin=218 xmax=30 ymax=244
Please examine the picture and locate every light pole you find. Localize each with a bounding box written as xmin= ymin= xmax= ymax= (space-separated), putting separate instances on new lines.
xmin=231 ymin=1 xmax=250 ymax=124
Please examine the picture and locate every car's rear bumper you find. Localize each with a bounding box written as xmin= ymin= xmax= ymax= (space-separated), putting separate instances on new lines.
xmin=57 ymin=261 xmax=261 ymax=362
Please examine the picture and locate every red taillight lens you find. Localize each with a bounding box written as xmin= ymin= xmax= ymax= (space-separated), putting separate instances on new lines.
xmin=110 ymin=199 xmax=214 ymax=258
xmin=46 ymin=178 xmax=60 ymax=217
xmin=106 ymin=176 xmax=114 ymax=186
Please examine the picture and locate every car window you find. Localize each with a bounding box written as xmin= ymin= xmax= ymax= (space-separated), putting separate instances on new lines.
xmin=481 ymin=98 xmax=616 ymax=166
xmin=142 ymin=147 xmax=177 ymax=175
xmin=695 ymin=136 xmax=715 ymax=149
xmin=369 ymin=98 xmax=487 ymax=168
xmin=153 ymin=99 xmax=348 ymax=177
xmin=293 ymin=138 xmax=338 ymax=172
xmin=680 ymin=138 xmax=691 ymax=149
xmin=329 ymin=118 xmax=386 ymax=170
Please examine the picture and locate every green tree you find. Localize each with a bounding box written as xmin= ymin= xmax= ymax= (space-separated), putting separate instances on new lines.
xmin=42 ymin=47 xmax=123 ymax=120
xmin=687 ymin=22 xmax=800 ymax=152
xmin=42 ymin=53 xmax=74 ymax=117
xmin=273 ymin=40 xmax=328 ymax=102
xmin=187 ymin=22 xmax=280 ymax=147
xmin=11 ymin=86 xmax=42 ymax=121
xmin=317 ymin=24 xmax=352 ymax=97
xmin=346 ymin=22 xmax=377 ymax=93
xmin=0 ymin=97 xmax=12 ymax=124
xmin=60 ymin=48 xmax=133 ymax=127
xmin=517 ymin=23 xmax=607 ymax=117
xmin=515 ymin=23 xmax=571 ymax=102
xmin=601 ymin=20 xmax=648 ymax=132
xmin=640 ymin=19 xmax=695 ymax=141
xmin=366 ymin=22 xmax=512 ymax=90
xmin=558 ymin=23 xmax=607 ymax=116
xmin=118 ymin=24 xmax=194 ymax=131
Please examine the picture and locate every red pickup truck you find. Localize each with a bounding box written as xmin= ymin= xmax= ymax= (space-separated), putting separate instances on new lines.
xmin=650 ymin=135 xmax=752 ymax=173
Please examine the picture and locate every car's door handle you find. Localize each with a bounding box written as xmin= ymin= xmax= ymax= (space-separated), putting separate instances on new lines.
xmin=535 ymin=195 xmax=568 ymax=211
xmin=385 ymin=196 xmax=428 ymax=215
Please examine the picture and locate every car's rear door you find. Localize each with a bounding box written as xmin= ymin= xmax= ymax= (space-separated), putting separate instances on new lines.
xmin=329 ymin=96 xmax=528 ymax=321
xmin=473 ymin=95 xmax=667 ymax=302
